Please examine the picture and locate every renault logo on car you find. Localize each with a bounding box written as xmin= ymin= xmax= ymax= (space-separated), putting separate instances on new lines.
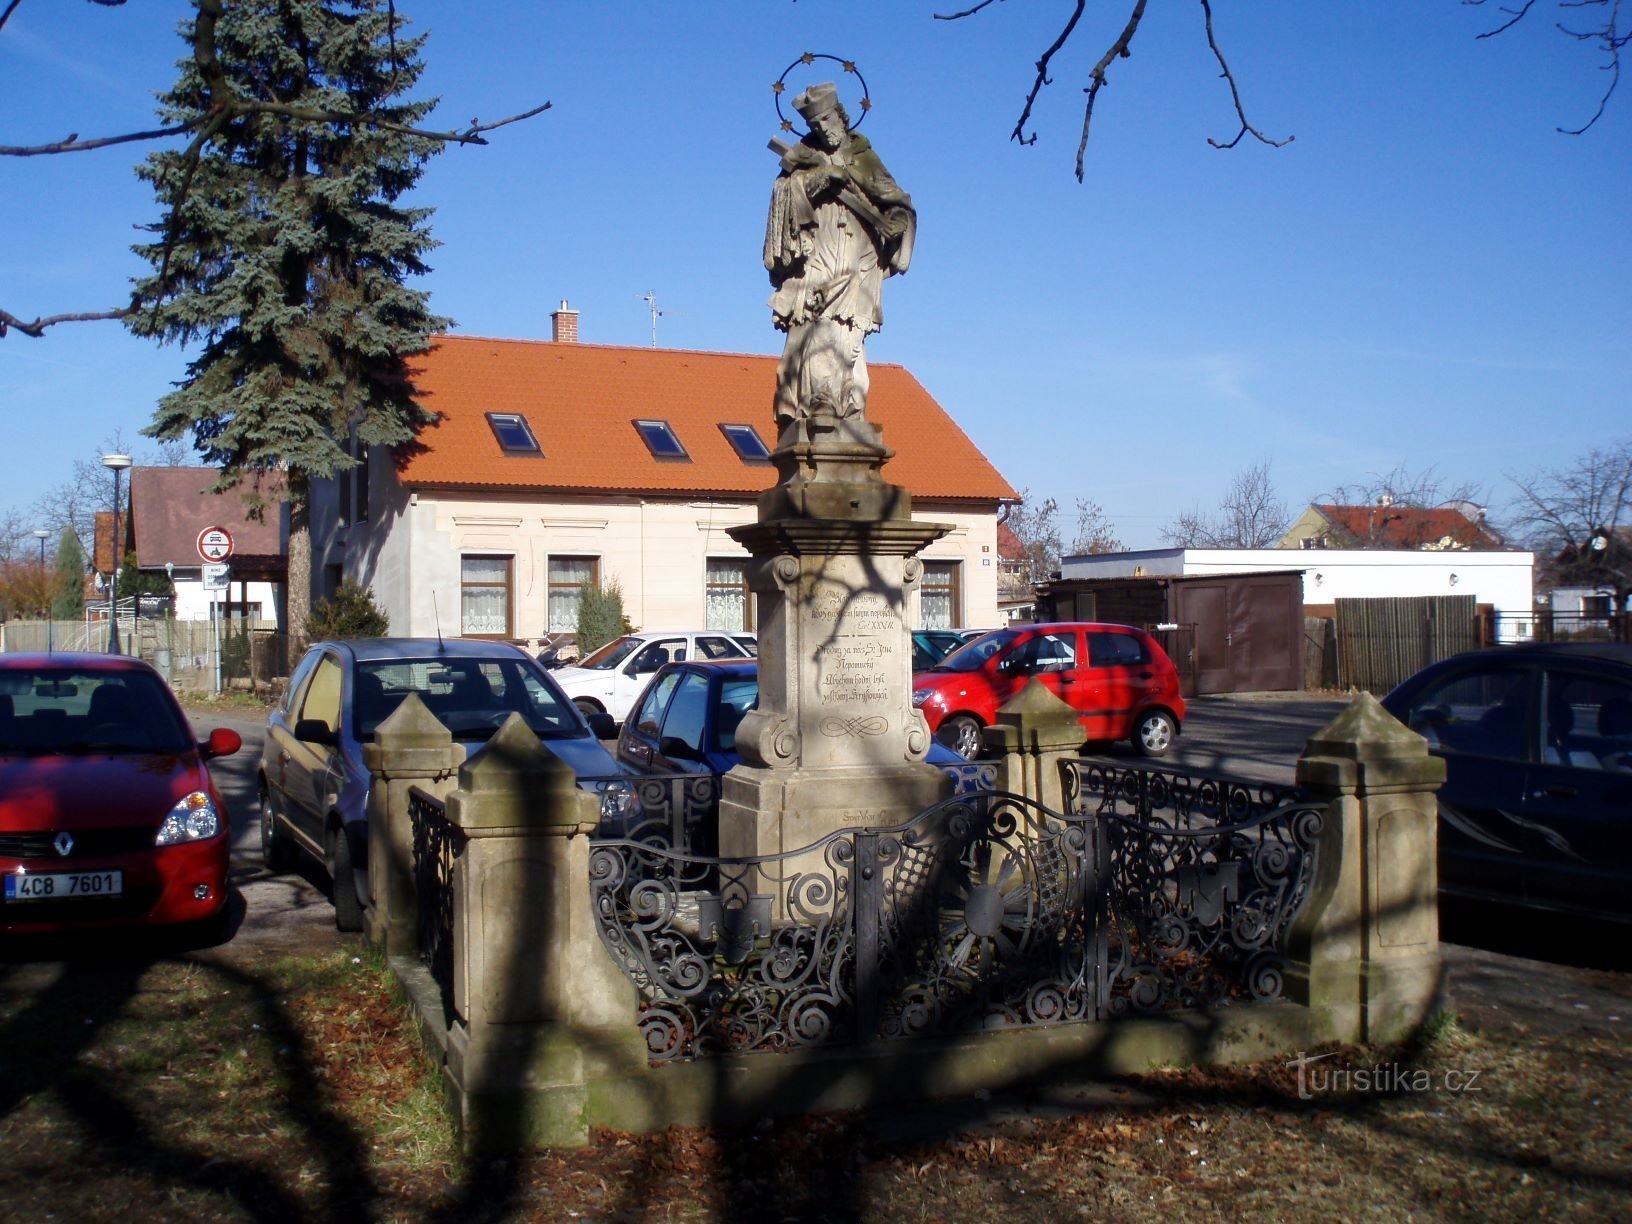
xmin=53 ymin=831 xmax=75 ymax=857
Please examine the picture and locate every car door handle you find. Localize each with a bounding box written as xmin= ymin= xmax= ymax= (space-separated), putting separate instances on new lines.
xmin=1531 ymin=784 xmax=1578 ymax=800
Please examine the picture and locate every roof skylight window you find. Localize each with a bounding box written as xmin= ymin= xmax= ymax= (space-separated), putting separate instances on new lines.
xmin=486 ymin=412 xmax=541 ymax=455
xmin=634 ymin=419 xmax=689 ymax=460
xmin=720 ymin=423 xmax=771 ymax=463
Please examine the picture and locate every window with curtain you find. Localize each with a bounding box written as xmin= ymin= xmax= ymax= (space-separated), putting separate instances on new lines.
xmin=705 ymin=558 xmax=751 ymax=631
xmin=921 ymin=561 xmax=961 ymax=630
xmin=548 ymin=556 xmax=598 ymax=633
xmin=460 ymin=555 xmax=512 ymax=637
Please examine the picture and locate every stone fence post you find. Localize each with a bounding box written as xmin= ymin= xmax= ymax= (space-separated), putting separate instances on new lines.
xmin=440 ymin=716 xmax=646 ymax=1152
xmin=985 ymin=679 xmax=1084 ymax=810
xmin=363 ymin=694 xmax=465 ymax=958
xmin=1286 ymin=693 xmax=1446 ymax=1045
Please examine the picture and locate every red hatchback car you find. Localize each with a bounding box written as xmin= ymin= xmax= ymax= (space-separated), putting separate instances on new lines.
xmin=912 ymin=622 xmax=1186 ymax=759
xmin=0 ymin=653 xmax=240 ymax=937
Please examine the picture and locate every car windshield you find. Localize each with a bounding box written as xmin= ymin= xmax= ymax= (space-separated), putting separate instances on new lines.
xmin=927 ymin=630 xmax=1019 ymax=673
xmin=354 ymin=656 xmax=585 ymax=742
xmin=0 ymin=667 xmax=192 ymax=755
xmin=574 ymin=636 xmax=645 ymax=671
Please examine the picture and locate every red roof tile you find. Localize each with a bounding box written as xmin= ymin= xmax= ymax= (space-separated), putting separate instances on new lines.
xmin=400 ymin=336 xmax=1017 ymax=504
xmin=1315 ymin=504 xmax=1502 ymax=549
xmin=127 ymin=468 xmax=287 ymax=568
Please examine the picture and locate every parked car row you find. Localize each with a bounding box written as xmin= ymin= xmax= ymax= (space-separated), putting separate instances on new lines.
xmin=17 ymin=625 xmax=1623 ymax=941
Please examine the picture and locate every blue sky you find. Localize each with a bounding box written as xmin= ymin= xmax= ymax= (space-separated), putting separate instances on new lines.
xmin=4 ymin=1 xmax=1628 ymax=548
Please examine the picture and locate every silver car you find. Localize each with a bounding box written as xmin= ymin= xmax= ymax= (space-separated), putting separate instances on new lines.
xmin=259 ymin=637 xmax=624 ymax=930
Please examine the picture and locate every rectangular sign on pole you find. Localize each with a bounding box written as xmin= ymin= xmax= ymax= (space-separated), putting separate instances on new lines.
xmin=202 ymin=563 xmax=231 ymax=591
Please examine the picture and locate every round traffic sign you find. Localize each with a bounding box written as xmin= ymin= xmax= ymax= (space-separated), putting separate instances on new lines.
xmin=196 ymin=526 xmax=235 ymax=563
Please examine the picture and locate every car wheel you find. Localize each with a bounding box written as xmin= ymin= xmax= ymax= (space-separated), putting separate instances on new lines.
xmin=328 ymin=824 xmax=364 ymax=933
xmin=259 ymin=786 xmax=296 ymax=873
xmin=1132 ymin=709 xmax=1176 ymax=757
xmin=938 ymin=714 xmax=984 ymax=759
xmin=573 ymin=697 xmax=604 ymax=720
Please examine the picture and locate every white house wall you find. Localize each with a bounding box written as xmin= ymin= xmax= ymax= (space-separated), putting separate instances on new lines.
xmin=172 ymin=577 xmax=282 ymax=626
xmin=1061 ymin=547 xmax=1535 ymax=630
xmin=321 ymin=479 xmax=1000 ymax=645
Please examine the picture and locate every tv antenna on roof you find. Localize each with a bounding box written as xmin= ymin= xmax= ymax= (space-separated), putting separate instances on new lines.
xmin=639 ymin=292 xmax=663 ymax=347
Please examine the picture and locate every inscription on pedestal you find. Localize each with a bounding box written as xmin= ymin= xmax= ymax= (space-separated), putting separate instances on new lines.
xmin=808 ymin=583 xmax=901 ymax=724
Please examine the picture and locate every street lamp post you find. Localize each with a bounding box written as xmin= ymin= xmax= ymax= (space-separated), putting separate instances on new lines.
xmin=101 ymin=453 xmax=133 ymax=654
xmin=31 ymin=529 xmax=51 ymax=653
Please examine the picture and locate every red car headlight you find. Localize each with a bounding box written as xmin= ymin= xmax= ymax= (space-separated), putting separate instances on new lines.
xmin=156 ymin=791 xmax=222 ymax=846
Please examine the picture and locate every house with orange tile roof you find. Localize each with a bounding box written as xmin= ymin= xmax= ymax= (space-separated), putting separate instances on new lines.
xmin=1278 ymin=501 xmax=1504 ymax=551
xmin=310 ymin=305 xmax=1018 ymax=646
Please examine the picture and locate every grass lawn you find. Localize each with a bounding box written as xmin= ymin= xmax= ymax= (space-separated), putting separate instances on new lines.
xmin=1 ymin=941 xmax=1627 ymax=1221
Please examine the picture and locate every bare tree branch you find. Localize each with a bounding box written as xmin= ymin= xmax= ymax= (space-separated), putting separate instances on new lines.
xmin=939 ymin=0 xmax=1288 ymax=181
xmin=2 ymin=0 xmax=550 ymax=336
xmin=1201 ymin=0 xmax=1294 ymax=152
xmin=1465 ymin=0 xmax=1625 ymax=133
xmin=1074 ymin=0 xmax=1147 ymax=182
xmin=0 ymin=305 xmax=134 ymax=339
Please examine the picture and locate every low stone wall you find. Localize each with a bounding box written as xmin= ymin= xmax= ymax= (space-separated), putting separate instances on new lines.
xmin=368 ymin=683 xmax=1444 ymax=1152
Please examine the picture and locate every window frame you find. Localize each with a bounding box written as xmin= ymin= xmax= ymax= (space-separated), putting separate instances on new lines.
xmin=719 ymin=423 xmax=772 ymax=463
xmin=920 ymin=561 xmax=962 ymax=630
xmin=705 ymin=556 xmax=754 ymax=632
xmin=486 ymin=412 xmax=543 ymax=455
xmin=633 ymin=419 xmax=690 ymax=461
xmin=547 ymin=555 xmax=600 ymax=635
xmin=459 ymin=554 xmax=514 ymax=639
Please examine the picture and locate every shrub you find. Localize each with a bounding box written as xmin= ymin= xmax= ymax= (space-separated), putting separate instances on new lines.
xmin=306 ymin=579 xmax=390 ymax=643
xmin=576 ymin=579 xmax=629 ymax=655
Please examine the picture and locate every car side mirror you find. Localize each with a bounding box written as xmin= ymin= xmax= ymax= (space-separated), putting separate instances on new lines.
xmin=586 ymin=711 xmax=617 ymax=740
xmin=200 ymin=727 xmax=242 ymax=759
xmin=293 ymin=718 xmax=338 ymax=748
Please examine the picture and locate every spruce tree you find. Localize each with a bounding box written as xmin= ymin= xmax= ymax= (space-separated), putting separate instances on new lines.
xmin=51 ymin=525 xmax=85 ymax=619
xmin=127 ymin=0 xmax=450 ymax=644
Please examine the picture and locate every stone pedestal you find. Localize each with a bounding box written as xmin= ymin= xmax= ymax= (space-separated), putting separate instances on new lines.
xmin=1286 ymin=693 xmax=1447 ymax=1045
xmin=721 ymin=409 xmax=953 ymax=866
xmin=362 ymin=694 xmax=466 ymax=958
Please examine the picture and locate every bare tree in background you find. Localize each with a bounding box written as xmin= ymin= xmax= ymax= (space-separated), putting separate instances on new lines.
xmin=1161 ymin=459 xmax=1288 ymax=549
xmin=1317 ymin=463 xmax=1496 ymax=549
xmin=1067 ymin=497 xmax=1125 ymax=556
xmin=1507 ymin=437 xmax=1632 ymax=605
xmin=1323 ymin=463 xmax=1484 ymax=514
xmin=1001 ymin=490 xmax=1064 ymax=587
xmin=0 ymin=0 xmax=548 ymax=339
xmin=937 ymin=0 xmax=1624 ymax=178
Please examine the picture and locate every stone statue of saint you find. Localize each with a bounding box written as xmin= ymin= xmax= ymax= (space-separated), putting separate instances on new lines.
xmin=763 ymin=81 xmax=916 ymax=437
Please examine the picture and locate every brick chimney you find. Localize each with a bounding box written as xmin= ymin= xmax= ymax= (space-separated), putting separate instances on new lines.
xmin=551 ymin=299 xmax=579 ymax=343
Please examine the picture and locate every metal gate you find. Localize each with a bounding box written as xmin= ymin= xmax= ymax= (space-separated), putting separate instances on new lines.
xmin=588 ymin=764 xmax=1323 ymax=1063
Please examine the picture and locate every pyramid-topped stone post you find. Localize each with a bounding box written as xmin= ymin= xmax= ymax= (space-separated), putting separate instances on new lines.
xmin=1287 ymin=692 xmax=1446 ymax=1044
xmin=364 ymin=692 xmax=465 ymax=955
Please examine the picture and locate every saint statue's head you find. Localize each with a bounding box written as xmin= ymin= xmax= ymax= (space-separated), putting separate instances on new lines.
xmin=794 ymin=82 xmax=848 ymax=150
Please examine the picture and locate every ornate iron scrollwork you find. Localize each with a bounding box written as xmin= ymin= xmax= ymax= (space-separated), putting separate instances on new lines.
xmin=587 ymin=763 xmax=1322 ymax=1063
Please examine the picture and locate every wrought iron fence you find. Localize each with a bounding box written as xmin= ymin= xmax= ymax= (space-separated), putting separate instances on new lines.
xmin=1061 ymin=762 xmax=1322 ymax=1014
xmin=590 ymin=765 xmax=1323 ymax=1064
xmin=409 ymin=785 xmax=462 ymax=1023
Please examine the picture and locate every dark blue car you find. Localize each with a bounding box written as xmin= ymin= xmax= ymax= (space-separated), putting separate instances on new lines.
xmin=614 ymin=658 xmax=975 ymax=777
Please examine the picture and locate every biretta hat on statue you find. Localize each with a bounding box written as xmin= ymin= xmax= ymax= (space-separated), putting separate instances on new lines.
xmin=793 ymin=82 xmax=840 ymax=122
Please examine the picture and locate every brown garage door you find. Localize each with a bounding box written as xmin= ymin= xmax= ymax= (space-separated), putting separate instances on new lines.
xmin=1175 ymin=576 xmax=1302 ymax=695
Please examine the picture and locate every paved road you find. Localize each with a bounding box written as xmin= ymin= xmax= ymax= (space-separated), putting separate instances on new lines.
xmin=183 ymin=705 xmax=348 ymax=963
xmin=1083 ymin=691 xmax=1353 ymax=784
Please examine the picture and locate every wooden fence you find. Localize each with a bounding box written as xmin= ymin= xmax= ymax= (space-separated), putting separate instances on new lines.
xmin=1333 ymin=594 xmax=1477 ymax=693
